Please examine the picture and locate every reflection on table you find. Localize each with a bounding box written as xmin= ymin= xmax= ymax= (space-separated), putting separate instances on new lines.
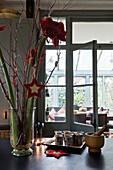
xmin=0 ymin=138 xmax=113 ymax=170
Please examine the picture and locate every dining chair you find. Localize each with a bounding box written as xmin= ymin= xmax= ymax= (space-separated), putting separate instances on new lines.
xmin=91 ymin=113 xmax=107 ymax=127
xmin=74 ymin=114 xmax=86 ymax=124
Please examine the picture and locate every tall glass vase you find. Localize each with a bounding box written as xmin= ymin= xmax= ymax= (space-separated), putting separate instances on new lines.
xmin=10 ymin=108 xmax=34 ymax=157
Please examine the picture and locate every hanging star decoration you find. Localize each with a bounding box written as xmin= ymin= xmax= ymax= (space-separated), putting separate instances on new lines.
xmin=46 ymin=149 xmax=69 ymax=159
xmin=24 ymin=78 xmax=45 ymax=99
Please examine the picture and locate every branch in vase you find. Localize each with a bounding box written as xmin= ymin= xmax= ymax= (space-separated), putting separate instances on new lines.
xmin=48 ymin=0 xmax=57 ymax=16
xmin=5 ymin=20 xmax=25 ymax=67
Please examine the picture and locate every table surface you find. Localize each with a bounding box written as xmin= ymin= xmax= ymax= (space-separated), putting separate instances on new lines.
xmin=107 ymin=114 xmax=113 ymax=121
xmin=0 ymin=138 xmax=113 ymax=170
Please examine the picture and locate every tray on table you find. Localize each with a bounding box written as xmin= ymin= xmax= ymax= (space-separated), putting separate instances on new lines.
xmin=43 ymin=137 xmax=86 ymax=154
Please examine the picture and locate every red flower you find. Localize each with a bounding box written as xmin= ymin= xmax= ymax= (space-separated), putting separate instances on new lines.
xmin=0 ymin=26 xmax=6 ymax=31
xmin=40 ymin=17 xmax=67 ymax=48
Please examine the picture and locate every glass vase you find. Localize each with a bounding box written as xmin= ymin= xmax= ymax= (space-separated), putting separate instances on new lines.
xmin=10 ymin=108 xmax=34 ymax=157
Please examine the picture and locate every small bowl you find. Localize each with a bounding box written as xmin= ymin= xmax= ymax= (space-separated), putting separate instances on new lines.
xmin=85 ymin=132 xmax=104 ymax=153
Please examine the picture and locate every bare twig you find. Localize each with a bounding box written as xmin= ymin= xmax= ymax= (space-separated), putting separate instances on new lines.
xmin=48 ymin=0 xmax=57 ymax=16
xmin=45 ymin=49 xmax=61 ymax=84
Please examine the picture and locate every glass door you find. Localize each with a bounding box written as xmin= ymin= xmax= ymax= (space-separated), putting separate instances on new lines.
xmin=40 ymin=41 xmax=98 ymax=137
xmin=71 ymin=41 xmax=98 ymax=132
xmin=41 ymin=48 xmax=70 ymax=137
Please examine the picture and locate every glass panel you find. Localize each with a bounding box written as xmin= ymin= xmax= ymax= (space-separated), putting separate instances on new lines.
xmin=98 ymin=50 xmax=113 ymax=70
xmin=73 ymin=86 xmax=93 ymax=124
xmin=73 ymin=50 xmax=93 ymax=85
xmin=72 ymin=22 xmax=113 ymax=44
xmin=45 ymin=49 xmax=66 ymax=122
xmin=90 ymin=77 xmax=102 ymax=107
xmin=46 ymin=17 xmax=66 ymax=45
xmin=73 ymin=86 xmax=93 ymax=108
xmin=105 ymin=77 xmax=113 ymax=108
xmin=58 ymin=77 xmax=65 ymax=85
xmin=46 ymin=50 xmax=66 ymax=85
xmin=73 ymin=86 xmax=86 ymax=107
xmin=73 ymin=47 xmax=93 ymax=125
xmin=45 ymin=87 xmax=66 ymax=122
xmin=97 ymin=50 xmax=113 ymax=115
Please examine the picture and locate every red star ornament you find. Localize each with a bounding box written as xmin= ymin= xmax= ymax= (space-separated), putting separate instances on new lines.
xmin=46 ymin=149 xmax=68 ymax=158
xmin=24 ymin=78 xmax=45 ymax=99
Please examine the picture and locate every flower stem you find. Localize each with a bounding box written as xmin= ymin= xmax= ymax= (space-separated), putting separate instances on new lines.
xmin=26 ymin=96 xmax=34 ymax=143
xmin=35 ymin=36 xmax=46 ymax=77
xmin=22 ymin=57 xmax=34 ymax=116
xmin=0 ymin=49 xmax=15 ymax=105
xmin=26 ymin=36 xmax=46 ymax=141
xmin=0 ymin=49 xmax=19 ymax=145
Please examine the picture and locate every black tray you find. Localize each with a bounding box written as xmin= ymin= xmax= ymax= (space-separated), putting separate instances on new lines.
xmin=43 ymin=138 xmax=86 ymax=154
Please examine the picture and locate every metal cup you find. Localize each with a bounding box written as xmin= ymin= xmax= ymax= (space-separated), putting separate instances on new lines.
xmin=55 ymin=134 xmax=63 ymax=146
xmin=73 ymin=132 xmax=83 ymax=146
xmin=63 ymin=130 xmax=71 ymax=137
xmin=54 ymin=131 xmax=63 ymax=135
xmin=64 ymin=134 xmax=73 ymax=146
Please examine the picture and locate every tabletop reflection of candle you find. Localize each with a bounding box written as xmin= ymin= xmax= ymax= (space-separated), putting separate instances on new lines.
xmin=35 ymin=138 xmax=45 ymax=146
xmin=36 ymin=145 xmax=45 ymax=157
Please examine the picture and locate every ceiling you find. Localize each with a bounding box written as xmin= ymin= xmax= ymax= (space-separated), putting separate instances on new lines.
xmin=0 ymin=0 xmax=113 ymax=12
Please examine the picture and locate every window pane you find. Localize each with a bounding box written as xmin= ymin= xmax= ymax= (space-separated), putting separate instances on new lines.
xmin=73 ymin=48 xmax=93 ymax=125
xmin=46 ymin=50 xmax=57 ymax=70
xmin=73 ymin=50 xmax=93 ymax=85
xmin=73 ymin=87 xmax=85 ymax=107
xmin=45 ymin=49 xmax=66 ymax=122
xmin=90 ymin=77 xmax=102 ymax=107
xmin=45 ymin=87 xmax=66 ymax=122
xmin=58 ymin=77 xmax=65 ymax=85
xmin=46 ymin=50 xmax=66 ymax=85
xmin=73 ymin=77 xmax=85 ymax=85
xmin=105 ymin=77 xmax=113 ymax=108
xmin=72 ymin=22 xmax=113 ymax=44
xmin=98 ymin=77 xmax=102 ymax=107
xmin=73 ymin=86 xmax=93 ymax=124
xmin=98 ymin=50 xmax=113 ymax=70
xmin=97 ymin=50 xmax=113 ymax=112
xmin=73 ymin=86 xmax=93 ymax=108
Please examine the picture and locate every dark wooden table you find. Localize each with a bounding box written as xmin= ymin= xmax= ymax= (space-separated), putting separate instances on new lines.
xmin=86 ymin=114 xmax=113 ymax=123
xmin=0 ymin=138 xmax=113 ymax=170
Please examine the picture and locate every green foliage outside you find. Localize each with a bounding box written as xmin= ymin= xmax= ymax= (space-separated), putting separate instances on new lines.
xmin=73 ymin=88 xmax=85 ymax=106
xmin=58 ymin=87 xmax=66 ymax=107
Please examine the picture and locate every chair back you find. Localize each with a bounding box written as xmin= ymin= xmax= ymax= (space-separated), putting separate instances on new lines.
xmin=91 ymin=113 xmax=107 ymax=126
xmin=74 ymin=114 xmax=86 ymax=123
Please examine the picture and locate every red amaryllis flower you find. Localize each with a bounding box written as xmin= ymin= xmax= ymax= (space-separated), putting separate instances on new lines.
xmin=40 ymin=17 xmax=67 ymax=48
xmin=0 ymin=26 xmax=6 ymax=31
